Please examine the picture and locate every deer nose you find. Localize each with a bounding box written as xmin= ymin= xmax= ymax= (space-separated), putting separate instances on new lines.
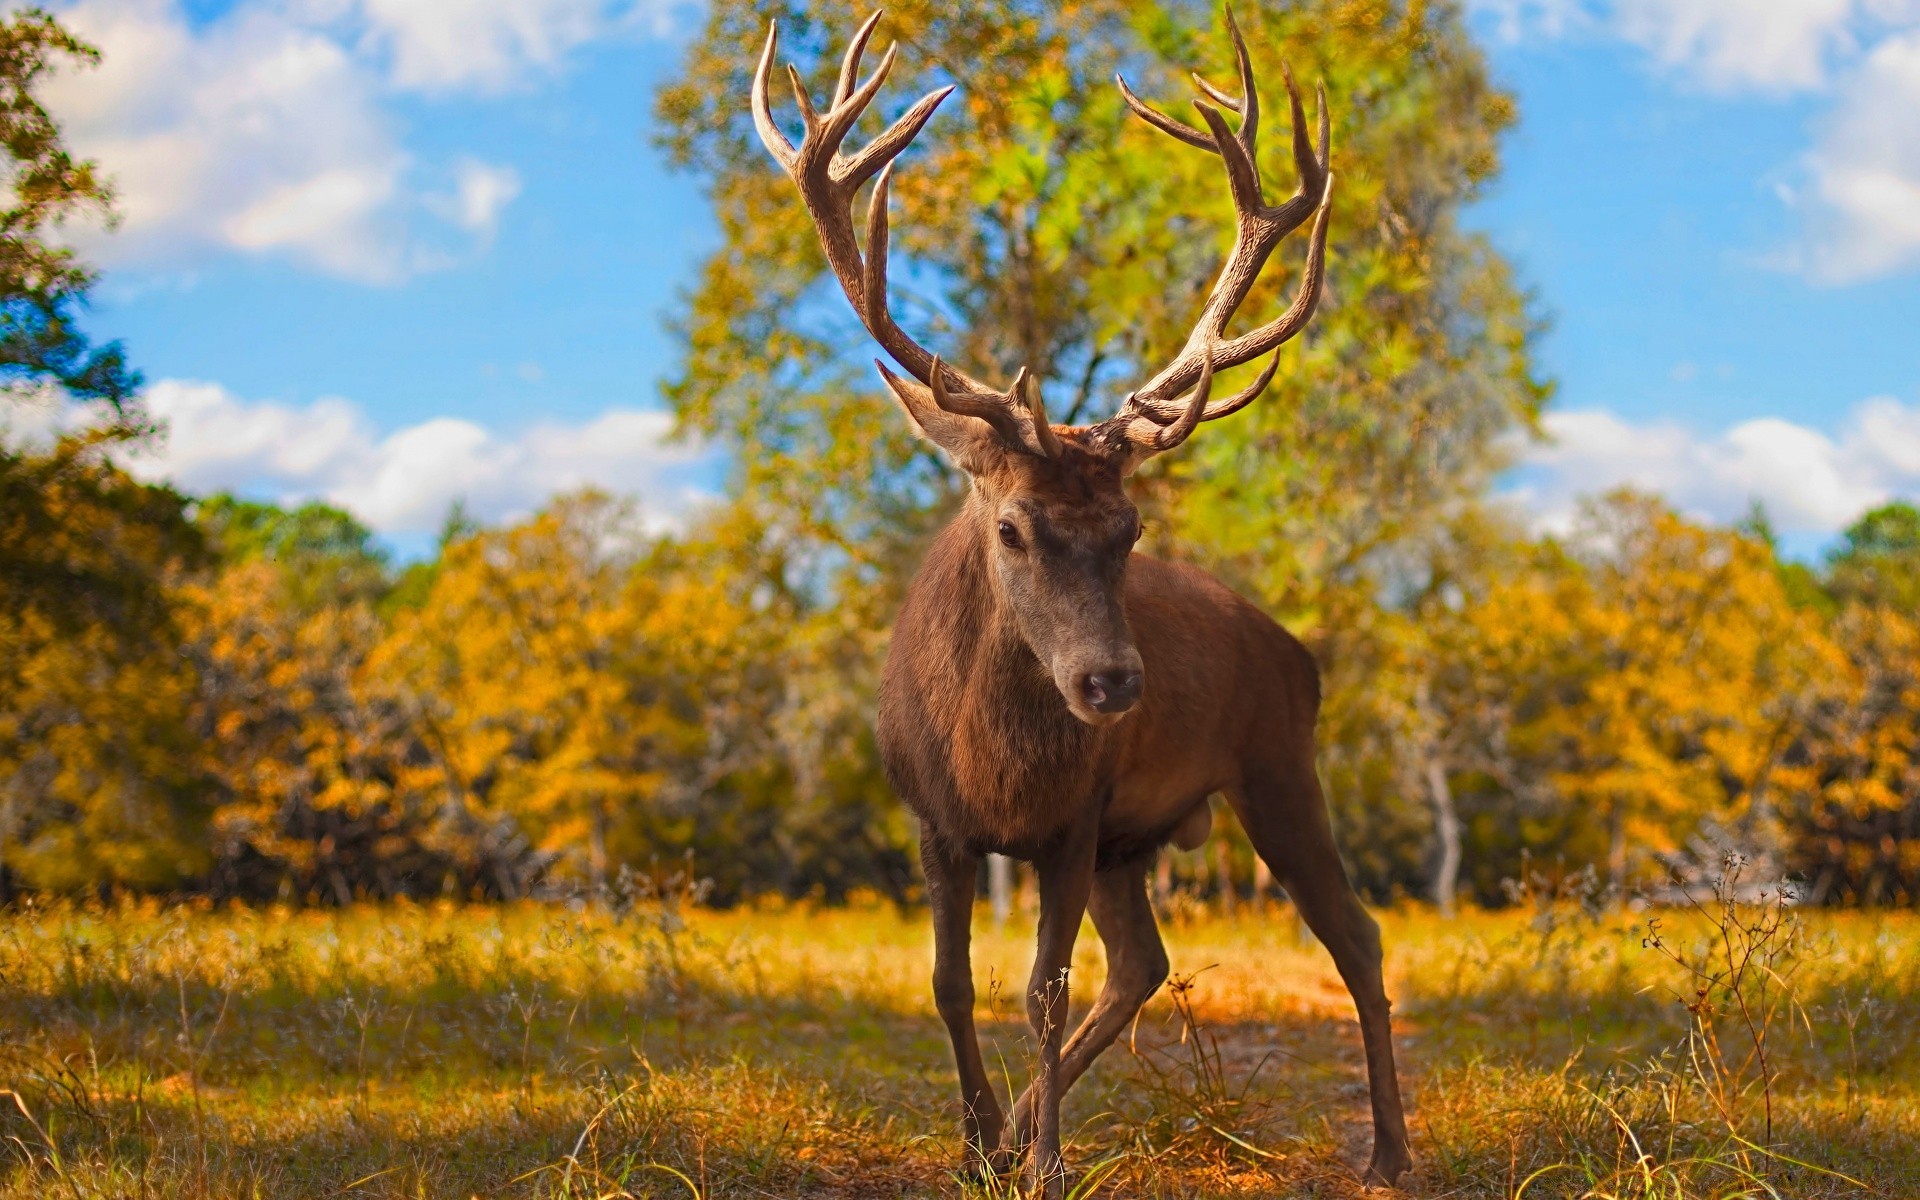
xmin=1082 ymin=668 xmax=1142 ymax=714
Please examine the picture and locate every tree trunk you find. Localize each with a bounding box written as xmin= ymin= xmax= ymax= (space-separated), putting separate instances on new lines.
xmin=987 ymin=853 xmax=1014 ymax=926
xmin=589 ymin=799 xmax=608 ymax=898
xmin=1609 ymin=801 xmax=1627 ymax=903
xmin=1425 ymin=755 xmax=1461 ymax=918
xmin=1213 ymin=836 xmax=1236 ymax=916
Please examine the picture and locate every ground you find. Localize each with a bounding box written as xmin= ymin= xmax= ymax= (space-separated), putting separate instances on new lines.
xmin=1 ymin=887 xmax=1915 ymax=1198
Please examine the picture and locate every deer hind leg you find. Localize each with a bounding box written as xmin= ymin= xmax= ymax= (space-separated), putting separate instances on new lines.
xmin=1008 ymin=857 xmax=1169 ymax=1149
xmin=1227 ymin=762 xmax=1413 ymax=1188
xmin=919 ymin=835 xmax=1008 ymax=1176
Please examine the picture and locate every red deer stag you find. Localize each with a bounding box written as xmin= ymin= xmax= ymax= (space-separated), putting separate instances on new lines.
xmin=751 ymin=8 xmax=1410 ymax=1193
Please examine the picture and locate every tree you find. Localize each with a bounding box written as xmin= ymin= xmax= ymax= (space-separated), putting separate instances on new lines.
xmin=1776 ymin=505 xmax=1920 ymax=905
xmin=0 ymin=6 xmax=157 ymax=636
xmin=659 ymin=1 xmax=1542 ymax=589
xmin=0 ymin=8 xmax=134 ymax=408
xmin=195 ymin=494 xmax=392 ymax=611
xmin=0 ymin=9 xmax=216 ymax=895
xmin=1827 ymin=501 xmax=1920 ymax=612
xmin=1785 ymin=605 xmax=1920 ymax=904
xmin=188 ymin=496 xmax=553 ymax=903
xmin=1426 ymin=494 xmax=1839 ymax=898
xmin=659 ymin=0 xmax=1546 ymax=894
xmin=0 ymin=446 xmax=208 ymax=893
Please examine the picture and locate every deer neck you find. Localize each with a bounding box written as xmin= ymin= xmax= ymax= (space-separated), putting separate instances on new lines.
xmin=911 ymin=497 xmax=1099 ymax=837
xmin=945 ymin=491 xmax=1052 ymax=695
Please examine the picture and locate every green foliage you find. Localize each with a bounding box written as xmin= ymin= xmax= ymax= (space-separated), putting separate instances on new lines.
xmin=195 ymin=492 xmax=392 ymax=610
xmin=0 ymin=8 xmax=135 ymax=406
xmin=657 ymin=0 xmax=1545 ymax=608
xmin=1827 ymin=500 xmax=1920 ymax=610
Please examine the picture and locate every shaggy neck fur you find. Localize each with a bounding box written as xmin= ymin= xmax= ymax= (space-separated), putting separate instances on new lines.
xmin=886 ymin=492 xmax=1106 ymax=856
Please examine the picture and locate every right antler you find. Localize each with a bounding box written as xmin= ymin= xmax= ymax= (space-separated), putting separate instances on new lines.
xmin=752 ymin=13 xmax=1062 ymax=459
xmin=1103 ymin=6 xmax=1334 ymax=438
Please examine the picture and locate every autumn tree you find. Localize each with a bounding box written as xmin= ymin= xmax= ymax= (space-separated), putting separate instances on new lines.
xmin=0 ymin=9 xmax=217 ymax=895
xmin=1415 ymin=494 xmax=1841 ymax=899
xmin=1779 ymin=503 xmax=1920 ymax=904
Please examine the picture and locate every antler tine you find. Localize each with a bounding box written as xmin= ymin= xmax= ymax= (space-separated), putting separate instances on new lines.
xmin=1147 ymin=349 xmax=1213 ymax=452
xmin=821 ymin=40 xmax=898 ymax=157
xmin=751 ymin=22 xmax=797 ymax=171
xmin=832 ymin=9 xmax=886 ymax=107
xmin=1119 ymin=5 xmax=1258 ymax=157
xmin=1280 ymin=62 xmax=1327 ymax=206
xmin=1021 ymin=370 xmax=1063 ymax=458
xmin=1188 ymin=349 xmax=1280 ymax=425
xmin=1116 ymin=73 xmax=1214 ymax=152
xmin=843 ymin=78 xmax=952 ymax=191
xmin=931 ymin=357 xmax=1048 ymax=454
xmin=1190 ymin=73 xmax=1238 ymax=111
xmin=1099 ymin=345 xmax=1218 ymax=467
xmin=1192 ymin=99 xmax=1263 ymax=215
xmin=1116 ymin=6 xmax=1335 ymax=422
xmin=786 ymin=63 xmax=822 ymax=132
xmin=1188 ymin=6 xmax=1257 ymax=149
xmin=1228 ymin=5 xmax=1258 ymax=152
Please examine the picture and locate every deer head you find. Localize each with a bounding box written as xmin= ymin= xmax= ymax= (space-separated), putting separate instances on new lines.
xmin=753 ymin=7 xmax=1332 ymax=724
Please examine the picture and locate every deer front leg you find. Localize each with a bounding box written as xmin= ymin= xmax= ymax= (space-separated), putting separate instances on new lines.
xmin=1009 ymin=858 xmax=1168 ymax=1142
xmin=1004 ymin=815 xmax=1099 ymax=1199
xmin=920 ymin=834 xmax=1007 ymax=1177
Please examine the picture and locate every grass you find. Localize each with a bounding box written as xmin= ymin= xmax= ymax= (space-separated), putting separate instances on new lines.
xmin=1 ymin=879 xmax=1916 ymax=1198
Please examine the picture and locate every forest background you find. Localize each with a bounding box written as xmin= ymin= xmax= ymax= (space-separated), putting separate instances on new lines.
xmin=5 ymin=0 xmax=1919 ymax=915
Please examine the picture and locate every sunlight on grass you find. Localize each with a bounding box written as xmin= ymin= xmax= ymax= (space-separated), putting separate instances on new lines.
xmin=2 ymin=893 xmax=1915 ymax=1197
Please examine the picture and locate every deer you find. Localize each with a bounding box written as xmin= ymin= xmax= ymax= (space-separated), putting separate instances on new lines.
xmin=750 ymin=8 xmax=1411 ymax=1194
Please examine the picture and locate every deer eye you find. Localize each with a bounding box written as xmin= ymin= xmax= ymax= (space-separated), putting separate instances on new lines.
xmin=997 ymin=519 xmax=1023 ymax=550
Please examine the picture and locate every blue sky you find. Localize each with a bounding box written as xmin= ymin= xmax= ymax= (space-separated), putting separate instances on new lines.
xmin=30 ymin=0 xmax=1920 ymax=559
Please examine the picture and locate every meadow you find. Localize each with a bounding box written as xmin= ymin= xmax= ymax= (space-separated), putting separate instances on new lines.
xmin=2 ymin=879 xmax=1916 ymax=1199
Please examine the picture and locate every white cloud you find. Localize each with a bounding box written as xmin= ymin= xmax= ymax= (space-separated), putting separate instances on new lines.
xmin=427 ymin=158 xmax=523 ymax=239
xmin=1471 ymin=0 xmax=1595 ymax=44
xmin=1801 ymin=28 xmax=1920 ymax=280
xmin=1510 ymin=396 xmax=1920 ymax=535
xmin=37 ymin=0 xmax=664 ymax=282
xmin=46 ymin=0 xmax=410 ymax=281
xmin=1470 ymin=0 xmax=1918 ymax=90
xmin=1468 ymin=0 xmax=1920 ymax=282
xmin=1612 ymin=0 xmax=1861 ymax=93
xmin=355 ymin=0 xmax=656 ymax=94
xmin=118 ymin=379 xmax=714 ymax=535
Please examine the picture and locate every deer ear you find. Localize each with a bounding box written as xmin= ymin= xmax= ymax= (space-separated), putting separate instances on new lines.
xmin=876 ymin=362 xmax=1004 ymax=474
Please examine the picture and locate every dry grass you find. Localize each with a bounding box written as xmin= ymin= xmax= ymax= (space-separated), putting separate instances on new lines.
xmin=1 ymin=882 xmax=1915 ymax=1198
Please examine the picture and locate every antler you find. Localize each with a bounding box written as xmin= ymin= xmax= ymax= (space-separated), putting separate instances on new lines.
xmin=752 ymin=13 xmax=1060 ymax=459
xmin=1104 ymin=5 xmax=1333 ymax=435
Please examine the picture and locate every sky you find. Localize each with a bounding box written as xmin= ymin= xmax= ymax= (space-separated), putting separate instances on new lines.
xmin=18 ymin=0 xmax=1920 ymax=560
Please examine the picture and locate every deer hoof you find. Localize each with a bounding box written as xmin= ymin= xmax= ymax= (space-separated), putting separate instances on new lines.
xmin=1363 ymin=1146 xmax=1412 ymax=1190
xmin=961 ymin=1141 xmax=1015 ymax=1182
xmin=1024 ymin=1153 xmax=1067 ymax=1200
